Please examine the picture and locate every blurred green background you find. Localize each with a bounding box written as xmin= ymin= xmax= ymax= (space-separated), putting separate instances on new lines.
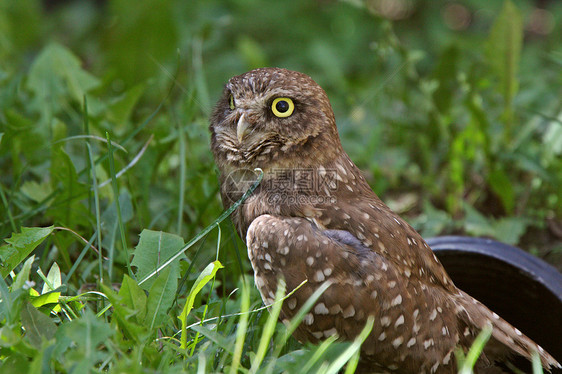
xmin=0 ymin=0 xmax=561 ymax=372
xmin=2 ymin=0 xmax=560 ymax=266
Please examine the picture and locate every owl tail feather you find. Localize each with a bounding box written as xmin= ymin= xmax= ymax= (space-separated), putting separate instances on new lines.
xmin=456 ymin=291 xmax=561 ymax=371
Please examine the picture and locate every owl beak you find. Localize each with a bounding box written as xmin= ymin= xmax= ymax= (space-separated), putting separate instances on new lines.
xmin=236 ymin=113 xmax=252 ymax=143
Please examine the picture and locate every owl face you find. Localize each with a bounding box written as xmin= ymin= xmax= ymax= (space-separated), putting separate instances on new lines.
xmin=209 ymin=68 xmax=340 ymax=170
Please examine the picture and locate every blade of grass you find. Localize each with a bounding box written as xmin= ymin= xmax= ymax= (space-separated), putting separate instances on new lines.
xmin=177 ymin=120 xmax=186 ymax=236
xmin=192 ymin=36 xmax=211 ymax=113
xmin=138 ymin=168 xmax=263 ymax=286
xmin=227 ymin=221 xmax=247 ymax=288
xmin=63 ymin=232 xmax=95 ymax=284
xmin=325 ymin=316 xmax=374 ymax=374
xmin=83 ymin=96 xmax=92 ymax=258
xmin=0 ymin=182 xmax=17 ymax=232
xmin=532 ymin=352 xmax=544 ymax=374
xmin=87 ymin=143 xmax=104 ymax=284
xmin=277 ymin=280 xmax=332 ymax=348
xmin=97 ymin=135 xmax=153 ymax=189
xmin=179 ymin=261 xmax=224 ymax=349
xmin=344 ymin=348 xmax=361 ymax=374
xmin=457 ymin=326 xmax=492 ymax=374
xmin=229 ymin=281 xmax=251 ymax=374
xmin=250 ymin=279 xmax=286 ymax=374
xmin=183 ymin=279 xmax=308 ymax=333
xmin=189 ymin=224 xmax=222 ymax=356
xmin=264 ymin=280 xmax=332 ymax=374
xmin=54 ymin=135 xmax=128 ymax=153
xmin=175 ymin=234 xmax=208 ymax=306
xmin=300 ymin=335 xmax=339 ymax=374
xmin=75 ymin=51 xmax=181 ymax=181
xmin=105 ymin=131 xmax=133 ymax=280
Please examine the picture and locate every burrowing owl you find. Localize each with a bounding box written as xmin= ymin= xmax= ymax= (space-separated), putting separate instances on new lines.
xmin=209 ymin=67 xmax=560 ymax=373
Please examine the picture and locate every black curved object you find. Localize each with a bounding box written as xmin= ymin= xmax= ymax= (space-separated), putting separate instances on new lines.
xmin=427 ymin=236 xmax=562 ymax=368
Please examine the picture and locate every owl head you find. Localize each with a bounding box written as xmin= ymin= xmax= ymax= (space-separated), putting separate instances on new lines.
xmin=209 ymin=68 xmax=343 ymax=171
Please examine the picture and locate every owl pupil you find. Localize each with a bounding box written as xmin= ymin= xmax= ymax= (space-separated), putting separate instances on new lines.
xmin=276 ymin=100 xmax=289 ymax=113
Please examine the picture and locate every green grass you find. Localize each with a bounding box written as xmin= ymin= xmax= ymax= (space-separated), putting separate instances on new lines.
xmin=0 ymin=0 xmax=561 ymax=372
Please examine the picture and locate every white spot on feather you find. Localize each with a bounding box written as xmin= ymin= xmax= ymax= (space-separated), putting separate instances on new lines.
xmin=323 ymin=328 xmax=337 ymax=337
xmin=314 ymin=270 xmax=325 ymax=282
xmin=312 ymin=331 xmax=323 ymax=339
xmin=391 ymin=295 xmax=402 ymax=306
xmin=429 ymin=309 xmax=437 ymax=321
xmin=342 ymin=305 xmax=355 ymax=318
xmin=288 ymin=298 xmax=297 ymax=310
xmin=392 ymin=337 xmax=404 ymax=348
xmin=314 ymin=303 xmax=329 ymax=315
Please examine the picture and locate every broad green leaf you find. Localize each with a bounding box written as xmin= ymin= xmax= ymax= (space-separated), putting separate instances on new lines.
xmin=21 ymin=302 xmax=57 ymax=348
xmin=2 ymin=109 xmax=49 ymax=174
xmin=145 ymin=267 xmax=177 ymax=330
xmin=486 ymin=0 xmax=522 ymax=141
xmin=493 ymin=217 xmax=528 ymax=245
xmin=54 ymin=314 xmax=112 ymax=373
xmin=26 ymin=43 xmax=100 ymax=116
xmin=543 ymin=120 xmax=562 ymax=161
xmin=432 ymin=45 xmax=459 ymax=114
xmin=101 ymin=283 xmax=146 ymax=343
xmin=0 ymin=226 xmax=54 ymax=278
xmin=42 ymin=262 xmax=61 ymax=294
xmin=35 ymin=262 xmax=63 ymax=312
xmin=411 ymin=201 xmax=451 ymax=238
xmin=0 ymin=352 xmax=30 ymax=373
xmin=30 ymin=292 xmax=60 ymax=309
xmin=486 ymin=0 xmax=522 ymax=104
xmin=179 ymin=261 xmax=223 ymax=349
xmin=189 ymin=324 xmax=234 ymax=354
xmin=131 ymin=229 xmax=186 ymax=290
xmin=107 ymin=83 xmax=145 ymax=129
xmin=101 ymin=191 xmax=134 ymax=257
xmin=118 ymin=274 xmax=147 ymax=323
xmin=56 ymin=309 xmax=113 ymax=358
xmin=488 ymin=165 xmax=514 ymax=214
xmin=0 ymin=274 xmax=28 ymax=326
xmin=463 ymin=204 xmax=495 ymax=238
xmin=11 ymin=255 xmax=35 ymax=291
xmin=48 ymin=146 xmax=90 ymax=227
xmin=20 ymin=180 xmax=54 ymax=204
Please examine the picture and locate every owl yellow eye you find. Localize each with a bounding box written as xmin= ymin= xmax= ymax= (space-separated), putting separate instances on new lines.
xmin=271 ymin=97 xmax=294 ymax=118
xmin=229 ymin=95 xmax=235 ymax=110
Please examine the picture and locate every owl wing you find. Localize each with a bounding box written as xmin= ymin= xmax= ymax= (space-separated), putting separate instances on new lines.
xmin=316 ymin=195 xmax=458 ymax=294
xmin=246 ymin=214 xmax=462 ymax=371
